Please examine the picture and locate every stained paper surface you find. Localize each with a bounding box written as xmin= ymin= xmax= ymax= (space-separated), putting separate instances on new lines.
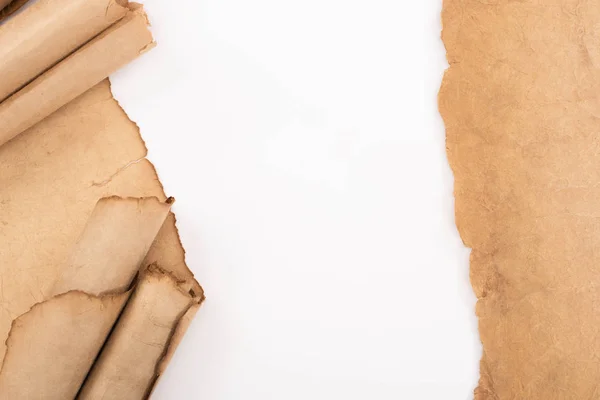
xmin=79 ymin=265 xmax=198 ymax=399
xmin=0 ymin=0 xmax=200 ymax=396
xmin=51 ymin=197 xmax=174 ymax=297
xmin=0 ymin=291 xmax=130 ymax=399
xmin=0 ymin=4 xmax=154 ymax=146
xmin=0 ymin=196 xmax=175 ymax=399
xmin=440 ymin=1 xmax=600 ymax=398
xmin=0 ymin=81 xmax=202 ymax=395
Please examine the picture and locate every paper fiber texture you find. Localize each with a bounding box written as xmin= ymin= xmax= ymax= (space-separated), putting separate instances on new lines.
xmin=79 ymin=265 xmax=200 ymax=399
xmin=0 ymin=80 xmax=202 ymax=386
xmin=0 ymin=0 xmax=202 ymax=395
xmin=0 ymin=291 xmax=130 ymax=399
xmin=0 ymin=4 xmax=154 ymax=147
xmin=0 ymin=0 xmax=28 ymax=22
xmin=51 ymin=197 xmax=174 ymax=297
xmin=0 ymin=196 xmax=172 ymax=399
xmin=0 ymin=0 xmax=129 ymax=103
xmin=439 ymin=1 xmax=600 ymax=398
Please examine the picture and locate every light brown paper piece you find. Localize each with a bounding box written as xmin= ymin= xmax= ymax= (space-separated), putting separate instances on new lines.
xmin=0 ymin=291 xmax=130 ymax=399
xmin=79 ymin=266 xmax=200 ymax=399
xmin=0 ymin=0 xmax=129 ymax=102
xmin=439 ymin=1 xmax=600 ymax=398
xmin=158 ymin=302 xmax=201 ymax=375
xmin=0 ymin=80 xmax=202 ymax=373
xmin=0 ymin=196 xmax=172 ymax=399
xmin=0 ymin=5 xmax=154 ymax=147
xmin=0 ymin=0 xmax=202 ymax=394
xmin=51 ymin=196 xmax=174 ymax=297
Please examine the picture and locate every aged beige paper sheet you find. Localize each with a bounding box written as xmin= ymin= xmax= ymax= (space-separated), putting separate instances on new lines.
xmin=0 ymin=197 xmax=173 ymax=398
xmin=0 ymin=0 xmax=129 ymax=102
xmin=0 ymin=291 xmax=130 ymax=398
xmin=0 ymin=80 xmax=203 ymax=397
xmin=440 ymin=1 xmax=600 ymax=398
xmin=0 ymin=4 xmax=154 ymax=146
xmin=0 ymin=2 xmax=203 ymax=394
xmin=79 ymin=265 xmax=198 ymax=399
xmin=0 ymin=0 xmax=200 ymax=396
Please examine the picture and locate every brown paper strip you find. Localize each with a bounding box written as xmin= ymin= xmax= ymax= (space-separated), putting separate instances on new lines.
xmin=78 ymin=266 xmax=200 ymax=399
xmin=0 ymin=5 xmax=154 ymax=147
xmin=439 ymin=1 xmax=600 ymax=398
xmin=0 ymin=0 xmax=129 ymax=103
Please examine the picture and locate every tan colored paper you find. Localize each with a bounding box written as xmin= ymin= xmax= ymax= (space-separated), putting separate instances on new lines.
xmin=79 ymin=266 xmax=200 ymax=399
xmin=0 ymin=0 xmax=129 ymax=102
xmin=0 ymin=0 xmax=15 ymax=14
xmin=158 ymin=302 xmax=201 ymax=376
xmin=440 ymin=1 xmax=600 ymax=398
xmin=0 ymin=291 xmax=130 ymax=399
xmin=0 ymin=196 xmax=172 ymax=399
xmin=0 ymin=6 xmax=154 ymax=147
xmin=0 ymin=80 xmax=202 ymax=373
xmin=51 ymin=196 xmax=174 ymax=297
xmin=0 ymin=0 xmax=202 ymax=394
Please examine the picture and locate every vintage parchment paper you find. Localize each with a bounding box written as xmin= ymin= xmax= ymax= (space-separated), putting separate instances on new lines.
xmin=0 ymin=196 xmax=173 ymax=398
xmin=0 ymin=291 xmax=131 ymax=399
xmin=0 ymin=3 xmax=154 ymax=146
xmin=79 ymin=265 xmax=198 ymax=399
xmin=0 ymin=1 xmax=203 ymax=394
xmin=0 ymin=80 xmax=203 ymax=397
xmin=0 ymin=0 xmax=129 ymax=103
xmin=440 ymin=1 xmax=600 ymax=398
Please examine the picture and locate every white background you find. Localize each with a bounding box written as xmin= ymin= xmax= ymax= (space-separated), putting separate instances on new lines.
xmin=111 ymin=1 xmax=480 ymax=399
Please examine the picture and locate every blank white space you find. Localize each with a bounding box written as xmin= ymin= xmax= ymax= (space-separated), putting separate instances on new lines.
xmin=111 ymin=1 xmax=480 ymax=399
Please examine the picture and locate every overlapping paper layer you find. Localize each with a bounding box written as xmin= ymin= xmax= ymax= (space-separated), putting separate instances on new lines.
xmin=0 ymin=0 xmax=202 ymax=398
xmin=0 ymin=0 xmax=154 ymax=146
